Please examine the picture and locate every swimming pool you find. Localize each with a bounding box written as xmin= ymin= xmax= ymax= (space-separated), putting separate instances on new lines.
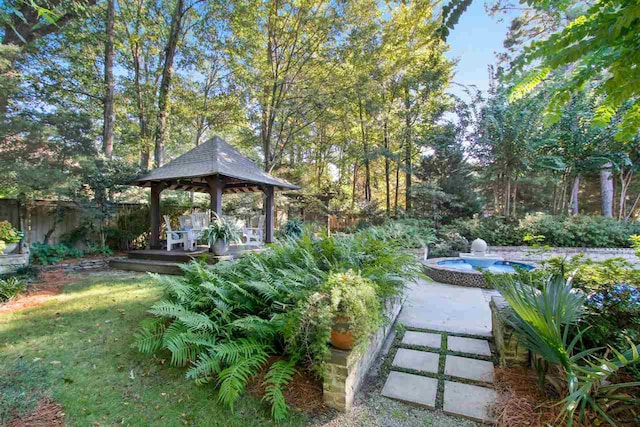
xmin=436 ymin=258 xmax=535 ymax=274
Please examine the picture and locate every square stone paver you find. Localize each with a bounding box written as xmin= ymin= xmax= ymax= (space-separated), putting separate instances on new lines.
xmin=381 ymin=371 xmax=438 ymax=408
xmin=443 ymin=381 xmax=496 ymax=423
xmin=445 ymin=355 xmax=494 ymax=383
xmin=448 ymin=336 xmax=492 ymax=356
xmin=392 ymin=349 xmax=440 ymax=374
xmin=402 ymin=331 xmax=442 ymax=348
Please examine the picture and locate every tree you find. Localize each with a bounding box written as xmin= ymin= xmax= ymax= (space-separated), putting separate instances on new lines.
xmin=102 ymin=0 xmax=115 ymax=157
xmin=510 ymin=0 xmax=640 ymax=141
xmin=230 ymin=0 xmax=347 ymax=172
xmin=154 ymin=0 xmax=185 ymax=167
xmin=0 ymin=0 xmax=98 ymax=115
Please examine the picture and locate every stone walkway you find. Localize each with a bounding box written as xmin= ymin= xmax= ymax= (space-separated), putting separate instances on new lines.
xmin=398 ymin=279 xmax=497 ymax=337
xmin=381 ymin=280 xmax=499 ymax=424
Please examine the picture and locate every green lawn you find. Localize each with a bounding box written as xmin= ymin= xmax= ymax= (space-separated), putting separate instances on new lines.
xmin=0 ymin=272 xmax=306 ymax=426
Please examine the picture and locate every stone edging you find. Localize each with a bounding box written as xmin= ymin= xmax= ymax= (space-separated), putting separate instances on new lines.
xmin=0 ymin=253 xmax=30 ymax=274
xmin=36 ymin=256 xmax=127 ymax=274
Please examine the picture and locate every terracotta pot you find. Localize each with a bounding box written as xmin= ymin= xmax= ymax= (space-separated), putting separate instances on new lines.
xmin=330 ymin=316 xmax=354 ymax=350
xmin=211 ymin=239 xmax=229 ymax=256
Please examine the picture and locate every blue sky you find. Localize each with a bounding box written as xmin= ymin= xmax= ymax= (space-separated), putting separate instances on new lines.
xmin=444 ymin=0 xmax=515 ymax=98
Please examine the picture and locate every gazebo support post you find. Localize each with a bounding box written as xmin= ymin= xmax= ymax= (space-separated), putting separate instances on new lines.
xmin=206 ymin=175 xmax=223 ymax=218
xmin=150 ymin=183 xmax=163 ymax=249
xmin=264 ymin=185 xmax=274 ymax=243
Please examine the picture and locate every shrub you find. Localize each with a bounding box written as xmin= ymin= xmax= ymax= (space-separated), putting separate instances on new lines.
xmin=0 ymin=276 xmax=26 ymax=302
xmin=429 ymin=231 xmax=469 ymax=258
xmin=84 ymin=244 xmax=114 ymax=256
xmin=446 ymin=216 xmax=522 ymax=246
xmin=30 ymin=243 xmax=83 ymax=265
xmin=487 ymin=273 xmax=640 ymax=425
xmin=367 ymin=220 xmax=436 ymax=249
xmin=279 ymin=219 xmax=304 ymax=240
xmin=323 ymin=271 xmax=382 ymax=349
xmin=135 ymin=231 xmax=420 ymax=421
xmin=0 ymin=221 xmax=23 ymax=244
xmin=450 ymin=214 xmax=640 ymax=248
xmin=534 ymin=256 xmax=640 ymax=354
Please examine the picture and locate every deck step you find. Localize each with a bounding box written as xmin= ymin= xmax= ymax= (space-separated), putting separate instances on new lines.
xmin=110 ymin=259 xmax=184 ymax=275
xmin=128 ymin=250 xmax=204 ymax=263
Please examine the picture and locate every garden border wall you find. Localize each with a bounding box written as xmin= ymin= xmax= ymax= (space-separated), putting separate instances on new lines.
xmin=36 ymin=256 xmax=126 ymax=274
xmin=487 ymin=246 xmax=638 ymax=264
xmin=0 ymin=253 xmax=29 ymax=275
xmin=323 ymin=298 xmax=402 ymax=411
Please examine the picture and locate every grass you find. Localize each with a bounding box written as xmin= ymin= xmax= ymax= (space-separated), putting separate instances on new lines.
xmin=0 ymin=271 xmax=306 ymax=426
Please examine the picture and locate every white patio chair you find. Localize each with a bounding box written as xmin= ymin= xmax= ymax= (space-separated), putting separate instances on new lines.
xmin=243 ymin=216 xmax=264 ymax=246
xmin=164 ymin=215 xmax=192 ymax=251
xmin=191 ymin=211 xmax=211 ymax=247
xmin=178 ymin=215 xmax=193 ymax=230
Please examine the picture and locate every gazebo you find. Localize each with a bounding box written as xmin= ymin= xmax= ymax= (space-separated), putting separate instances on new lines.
xmin=132 ymin=136 xmax=300 ymax=249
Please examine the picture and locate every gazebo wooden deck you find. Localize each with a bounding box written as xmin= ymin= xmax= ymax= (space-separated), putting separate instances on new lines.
xmin=111 ymin=136 xmax=299 ymax=274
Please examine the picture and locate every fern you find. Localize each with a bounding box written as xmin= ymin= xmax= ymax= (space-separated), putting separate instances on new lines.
xmin=229 ymin=316 xmax=279 ymax=339
xmin=135 ymin=317 xmax=166 ymax=354
xmin=162 ymin=322 xmax=216 ymax=367
xmin=186 ymin=350 xmax=222 ymax=385
xmin=263 ymin=359 xmax=297 ymax=422
xmin=213 ymin=338 xmax=273 ymax=366
xmin=149 ymin=301 xmax=216 ymax=332
xmin=136 ymin=230 xmax=422 ymax=421
xmin=216 ymin=350 xmax=270 ymax=410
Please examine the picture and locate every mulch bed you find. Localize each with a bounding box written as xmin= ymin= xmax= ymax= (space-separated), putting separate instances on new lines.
xmin=0 ymin=270 xmax=73 ymax=314
xmin=492 ymin=367 xmax=568 ymax=427
xmin=246 ymin=357 xmax=327 ymax=415
xmin=7 ymin=398 xmax=65 ymax=427
xmin=493 ymin=367 xmax=640 ymax=427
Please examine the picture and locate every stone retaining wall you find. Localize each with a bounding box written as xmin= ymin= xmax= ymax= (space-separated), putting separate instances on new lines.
xmin=488 ymin=246 xmax=638 ymax=264
xmin=37 ymin=256 xmax=126 ymax=274
xmin=0 ymin=253 xmax=29 ymax=275
xmin=490 ymin=296 xmax=528 ymax=368
xmin=323 ymin=298 xmax=402 ymax=411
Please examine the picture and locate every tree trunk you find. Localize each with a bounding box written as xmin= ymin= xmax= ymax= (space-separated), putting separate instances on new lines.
xmin=351 ymin=162 xmax=358 ymax=207
xmin=394 ymin=159 xmax=400 ymax=217
xmin=102 ymin=0 xmax=115 ymax=158
xmin=505 ymin=174 xmax=511 ymax=217
xmin=383 ymin=120 xmax=391 ymax=215
xmin=404 ymin=86 xmax=412 ymax=213
xmin=154 ymin=0 xmax=184 ymax=167
xmin=600 ymin=162 xmax=614 ymax=217
xmin=512 ymin=177 xmax=518 ymax=217
xmin=570 ymin=175 xmax=580 ymax=215
xmin=358 ymin=98 xmax=371 ymax=202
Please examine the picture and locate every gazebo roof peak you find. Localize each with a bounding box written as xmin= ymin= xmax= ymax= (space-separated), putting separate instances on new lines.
xmin=133 ymin=136 xmax=299 ymax=192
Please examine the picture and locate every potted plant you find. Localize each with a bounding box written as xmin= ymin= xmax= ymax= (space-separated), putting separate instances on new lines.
xmin=0 ymin=221 xmax=23 ymax=255
xmin=323 ymin=270 xmax=382 ymax=351
xmin=203 ymin=215 xmax=241 ymax=256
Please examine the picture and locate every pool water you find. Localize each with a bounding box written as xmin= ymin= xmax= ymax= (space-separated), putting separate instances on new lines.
xmin=437 ymin=258 xmax=535 ymax=274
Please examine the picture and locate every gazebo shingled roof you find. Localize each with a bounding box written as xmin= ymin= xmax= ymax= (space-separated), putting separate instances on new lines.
xmin=133 ymin=136 xmax=300 ymax=193
xmin=133 ymin=136 xmax=299 ymax=248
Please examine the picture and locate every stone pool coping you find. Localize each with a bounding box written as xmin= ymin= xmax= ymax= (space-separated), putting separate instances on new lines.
xmin=422 ymin=257 xmax=539 ymax=289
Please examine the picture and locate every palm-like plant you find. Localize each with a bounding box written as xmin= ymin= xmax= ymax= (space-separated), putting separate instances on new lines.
xmin=489 ymin=273 xmax=640 ymax=426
